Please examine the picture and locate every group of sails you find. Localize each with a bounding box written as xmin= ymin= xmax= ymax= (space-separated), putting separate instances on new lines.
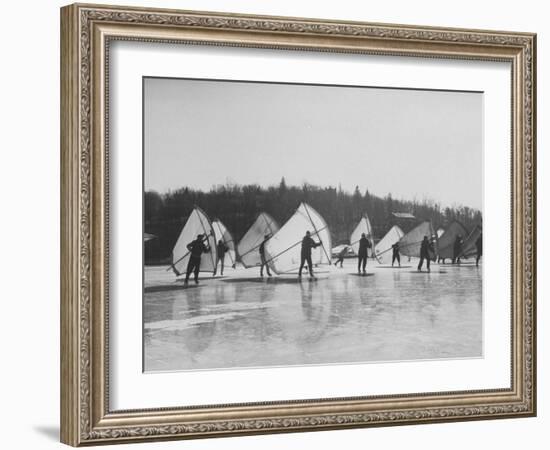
xmin=166 ymin=203 xmax=482 ymax=283
xmin=169 ymin=203 xmax=332 ymax=283
xmin=372 ymin=220 xmax=482 ymax=270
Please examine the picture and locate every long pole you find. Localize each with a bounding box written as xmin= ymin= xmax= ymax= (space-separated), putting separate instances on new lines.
xmin=168 ymin=233 xmax=211 ymax=272
xmin=303 ymin=203 xmax=331 ymax=265
xmin=264 ymin=225 xmax=328 ymax=266
xmin=196 ymin=210 xmax=216 ymax=271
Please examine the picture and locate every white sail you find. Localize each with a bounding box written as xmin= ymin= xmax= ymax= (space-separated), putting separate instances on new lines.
xmin=265 ymin=203 xmax=332 ymax=274
xmin=399 ymin=221 xmax=437 ymax=260
xmin=437 ymin=221 xmax=469 ymax=260
xmin=350 ymin=215 xmax=374 ymax=256
xmin=212 ymin=219 xmax=237 ymax=268
xmin=374 ymin=225 xmax=405 ymax=264
xmin=171 ymin=207 xmax=217 ymax=276
xmin=237 ymin=213 xmax=280 ymax=268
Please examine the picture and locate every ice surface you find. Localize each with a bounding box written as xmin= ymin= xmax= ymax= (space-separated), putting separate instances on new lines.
xmin=143 ymin=260 xmax=482 ymax=372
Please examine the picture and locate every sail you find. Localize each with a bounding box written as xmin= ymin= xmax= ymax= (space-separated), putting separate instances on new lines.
xmin=212 ymin=219 xmax=237 ymax=268
xmin=374 ymin=225 xmax=405 ymax=264
xmin=171 ymin=207 xmax=217 ymax=276
xmin=265 ymin=202 xmax=332 ymax=274
xmin=332 ymin=244 xmax=349 ymax=257
xmin=350 ymin=215 xmax=374 ymax=255
xmin=461 ymin=225 xmax=482 ymax=258
xmin=437 ymin=221 xmax=469 ymax=259
xmin=237 ymin=213 xmax=280 ymax=268
xmin=399 ymin=221 xmax=437 ymax=260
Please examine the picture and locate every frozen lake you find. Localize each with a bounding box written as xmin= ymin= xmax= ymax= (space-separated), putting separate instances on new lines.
xmin=144 ymin=260 xmax=482 ymax=372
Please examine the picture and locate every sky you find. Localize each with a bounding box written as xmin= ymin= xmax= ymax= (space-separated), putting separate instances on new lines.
xmin=144 ymin=77 xmax=483 ymax=210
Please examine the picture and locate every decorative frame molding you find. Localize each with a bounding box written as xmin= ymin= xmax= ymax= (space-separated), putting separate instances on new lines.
xmin=60 ymin=3 xmax=536 ymax=446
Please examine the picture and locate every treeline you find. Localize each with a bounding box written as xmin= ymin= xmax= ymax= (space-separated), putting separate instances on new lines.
xmin=145 ymin=179 xmax=482 ymax=264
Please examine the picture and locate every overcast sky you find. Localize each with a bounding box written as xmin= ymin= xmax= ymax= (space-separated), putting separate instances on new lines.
xmin=144 ymin=77 xmax=482 ymax=210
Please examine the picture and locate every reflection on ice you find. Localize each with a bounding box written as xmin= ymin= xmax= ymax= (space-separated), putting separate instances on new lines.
xmin=144 ymin=262 xmax=482 ymax=372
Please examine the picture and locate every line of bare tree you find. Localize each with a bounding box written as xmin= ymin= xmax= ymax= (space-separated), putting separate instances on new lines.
xmin=144 ymin=178 xmax=482 ymax=264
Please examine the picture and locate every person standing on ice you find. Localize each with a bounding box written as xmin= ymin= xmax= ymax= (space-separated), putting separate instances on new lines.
xmin=334 ymin=245 xmax=348 ymax=268
xmin=299 ymin=231 xmax=322 ymax=278
xmin=215 ymin=239 xmax=229 ymax=276
xmin=259 ymin=234 xmax=272 ymax=277
xmin=357 ymin=233 xmax=372 ymax=274
xmin=417 ymin=235 xmax=434 ymax=272
xmin=475 ymin=233 xmax=483 ymax=267
xmin=452 ymin=235 xmax=464 ymax=264
xmin=184 ymin=234 xmax=211 ymax=285
xmin=391 ymin=241 xmax=401 ymax=267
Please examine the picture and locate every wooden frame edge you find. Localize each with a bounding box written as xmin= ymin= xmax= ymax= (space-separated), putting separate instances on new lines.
xmin=60 ymin=3 xmax=537 ymax=446
xmin=61 ymin=3 xmax=80 ymax=447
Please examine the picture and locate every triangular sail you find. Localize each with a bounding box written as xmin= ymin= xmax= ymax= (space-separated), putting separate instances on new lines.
xmin=265 ymin=202 xmax=332 ymax=274
xmin=437 ymin=221 xmax=469 ymax=259
xmin=461 ymin=225 xmax=482 ymax=258
xmin=237 ymin=213 xmax=280 ymax=268
xmin=350 ymin=214 xmax=374 ymax=256
xmin=398 ymin=221 xmax=437 ymax=260
xmin=212 ymin=219 xmax=237 ymax=268
xmin=171 ymin=207 xmax=217 ymax=276
xmin=374 ymin=225 xmax=405 ymax=264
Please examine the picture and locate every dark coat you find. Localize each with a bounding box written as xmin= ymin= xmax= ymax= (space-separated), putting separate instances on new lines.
xmin=187 ymin=238 xmax=210 ymax=258
xmin=301 ymin=236 xmax=321 ymax=257
xmin=476 ymin=235 xmax=483 ymax=253
xmin=453 ymin=236 xmax=463 ymax=254
xmin=392 ymin=243 xmax=400 ymax=257
xmin=217 ymin=242 xmax=229 ymax=257
xmin=420 ymin=239 xmax=434 ymax=258
xmin=358 ymin=237 xmax=372 ymax=256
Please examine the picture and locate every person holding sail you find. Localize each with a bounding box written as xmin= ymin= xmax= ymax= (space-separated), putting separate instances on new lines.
xmin=215 ymin=239 xmax=229 ymax=276
xmin=417 ymin=235 xmax=435 ymax=272
xmin=334 ymin=245 xmax=349 ymax=268
xmin=452 ymin=234 xmax=464 ymax=264
xmin=391 ymin=241 xmax=401 ymax=267
xmin=184 ymin=234 xmax=211 ymax=285
xmin=299 ymin=231 xmax=322 ymax=278
xmin=357 ymin=233 xmax=372 ymax=274
xmin=475 ymin=233 xmax=483 ymax=267
xmin=259 ymin=234 xmax=272 ymax=277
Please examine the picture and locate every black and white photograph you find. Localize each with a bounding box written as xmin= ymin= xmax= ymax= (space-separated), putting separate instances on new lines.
xmin=143 ymin=77 xmax=484 ymax=372
xmin=0 ymin=0 xmax=543 ymax=446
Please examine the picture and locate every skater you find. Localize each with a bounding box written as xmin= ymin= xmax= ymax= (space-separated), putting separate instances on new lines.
xmin=476 ymin=233 xmax=483 ymax=267
xmin=357 ymin=233 xmax=372 ymax=274
xmin=452 ymin=235 xmax=463 ymax=264
xmin=259 ymin=234 xmax=272 ymax=277
xmin=215 ymin=239 xmax=229 ymax=276
xmin=334 ymin=245 xmax=349 ymax=268
xmin=299 ymin=231 xmax=322 ymax=278
xmin=417 ymin=235 xmax=434 ymax=272
xmin=184 ymin=234 xmax=211 ymax=284
xmin=391 ymin=242 xmax=401 ymax=267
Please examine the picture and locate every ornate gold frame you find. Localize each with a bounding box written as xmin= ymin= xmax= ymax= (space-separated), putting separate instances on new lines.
xmin=60 ymin=3 xmax=536 ymax=446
